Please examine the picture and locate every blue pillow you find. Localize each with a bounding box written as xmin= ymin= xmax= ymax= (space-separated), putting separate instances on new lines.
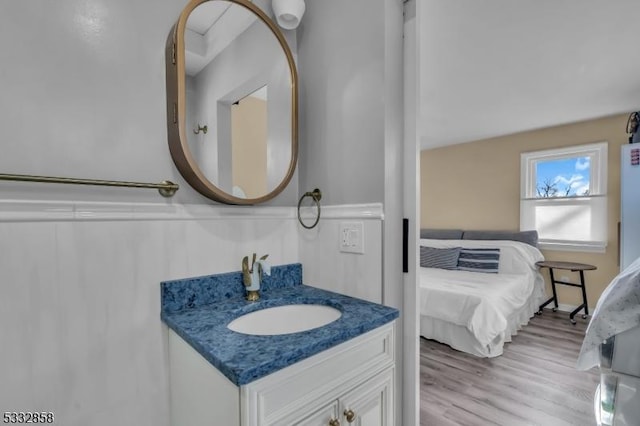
xmin=457 ymin=248 xmax=500 ymax=273
xmin=420 ymin=246 xmax=461 ymax=270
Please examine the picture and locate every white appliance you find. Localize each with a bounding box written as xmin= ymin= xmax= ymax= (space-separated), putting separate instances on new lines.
xmin=594 ymin=326 xmax=640 ymax=425
xmin=620 ymin=144 xmax=640 ymax=270
xmin=577 ymin=254 xmax=640 ymax=425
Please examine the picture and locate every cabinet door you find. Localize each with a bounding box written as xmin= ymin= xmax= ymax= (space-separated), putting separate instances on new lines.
xmin=339 ymin=368 xmax=394 ymax=426
xmin=294 ymin=400 xmax=340 ymax=426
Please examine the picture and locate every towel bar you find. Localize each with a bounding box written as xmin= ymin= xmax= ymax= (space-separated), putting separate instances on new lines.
xmin=0 ymin=173 xmax=179 ymax=197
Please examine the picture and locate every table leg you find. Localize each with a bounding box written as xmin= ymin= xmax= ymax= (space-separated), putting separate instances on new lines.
xmin=538 ymin=267 xmax=559 ymax=314
xmin=538 ymin=296 xmax=555 ymax=313
xmin=548 ymin=268 xmax=559 ymax=311
xmin=579 ymin=270 xmax=589 ymax=318
xmin=569 ymin=304 xmax=586 ymax=325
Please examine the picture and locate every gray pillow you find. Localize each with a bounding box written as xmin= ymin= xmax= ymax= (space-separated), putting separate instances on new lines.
xmin=420 ymin=246 xmax=461 ymax=269
xmin=420 ymin=229 xmax=464 ymax=240
xmin=462 ymin=230 xmax=538 ymax=247
xmin=457 ymin=248 xmax=500 ymax=273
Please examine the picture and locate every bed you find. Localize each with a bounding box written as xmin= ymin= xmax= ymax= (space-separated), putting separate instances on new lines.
xmin=419 ymin=230 xmax=546 ymax=357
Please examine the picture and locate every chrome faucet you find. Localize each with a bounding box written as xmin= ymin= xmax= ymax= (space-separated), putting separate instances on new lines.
xmin=242 ymin=253 xmax=270 ymax=301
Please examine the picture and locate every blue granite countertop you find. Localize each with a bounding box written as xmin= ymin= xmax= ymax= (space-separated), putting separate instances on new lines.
xmin=161 ymin=264 xmax=398 ymax=386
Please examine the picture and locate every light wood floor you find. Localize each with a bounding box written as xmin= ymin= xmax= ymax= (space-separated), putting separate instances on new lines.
xmin=420 ymin=310 xmax=599 ymax=426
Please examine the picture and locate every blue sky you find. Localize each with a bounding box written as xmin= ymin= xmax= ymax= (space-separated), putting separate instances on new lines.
xmin=536 ymin=156 xmax=590 ymax=197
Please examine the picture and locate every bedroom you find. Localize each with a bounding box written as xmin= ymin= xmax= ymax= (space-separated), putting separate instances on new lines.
xmin=419 ymin=115 xmax=629 ymax=425
xmin=414 ymin=0 xmax=640 ymax=424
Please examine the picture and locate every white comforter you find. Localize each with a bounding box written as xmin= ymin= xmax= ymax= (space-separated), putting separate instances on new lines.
xmin=419 ymin=239 xmax=545 ymax=347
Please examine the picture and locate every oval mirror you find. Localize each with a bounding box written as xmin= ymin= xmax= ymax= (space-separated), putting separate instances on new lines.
xmin=165 ymin=0 xmax=298 ymax=204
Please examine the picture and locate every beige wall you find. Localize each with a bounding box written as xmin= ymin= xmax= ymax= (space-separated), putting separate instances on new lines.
xmin=232 ymin=97 xmax=268 ymax=198
xmin=420 ymin=113 xmax=630 ymax=308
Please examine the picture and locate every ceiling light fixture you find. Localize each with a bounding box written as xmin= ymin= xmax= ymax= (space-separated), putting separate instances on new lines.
xmin=271 ymin=0 xmax=305 ymax=30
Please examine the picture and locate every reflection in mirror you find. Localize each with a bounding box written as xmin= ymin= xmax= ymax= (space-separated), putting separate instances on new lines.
xmin=232 ymin=86 xmax=267 ymax=199
xmin=181 ymin=0 xmax=293 ymax=202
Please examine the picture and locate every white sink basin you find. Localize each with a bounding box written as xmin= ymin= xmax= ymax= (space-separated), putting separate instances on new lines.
xmin=227 ymin=304 xmax=342 ymax=336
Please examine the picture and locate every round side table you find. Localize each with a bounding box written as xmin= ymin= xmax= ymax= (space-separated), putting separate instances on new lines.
xmin=535 ymin=260 xmax=597 ymax=324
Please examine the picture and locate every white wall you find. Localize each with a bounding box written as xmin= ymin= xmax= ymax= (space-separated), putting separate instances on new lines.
xmin=296 ymin=0 xmax=407 ymax=423
xmin=0 ymin=202 xmax=298 ymax=426
xmin=0 ymin=0 xmax=294 ymax=207
xmin=0 ymin=0 xmax=411 ymax=425
xmin=0 ymin=0 xmax=300 ymax=424
xmin=0 ymin=0 xmax=188 ymax=204
xmin=298 ymin=205 xmax=384 ymax=303
xmin=296 ymin=0 xmax=405 ymax=307
xmin=297 ymin=0 xmax=387 ymax=205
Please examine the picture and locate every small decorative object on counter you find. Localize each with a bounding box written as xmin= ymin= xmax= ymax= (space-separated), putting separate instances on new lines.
xmin=242 ymin=253 xmax=270 ymax=301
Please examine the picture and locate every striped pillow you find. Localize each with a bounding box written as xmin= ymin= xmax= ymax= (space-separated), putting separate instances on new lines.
xmin=457 ymin=248 xmax=500 ymax=273
xmin=420 ymin=246 xmax=461 ymax=270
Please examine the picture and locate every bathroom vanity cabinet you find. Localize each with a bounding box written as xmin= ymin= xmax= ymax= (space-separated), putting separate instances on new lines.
xmin=167 ymin=321 xmax=395 ymax=426
xmin=161 ymin=265 xmax=398 ymax=425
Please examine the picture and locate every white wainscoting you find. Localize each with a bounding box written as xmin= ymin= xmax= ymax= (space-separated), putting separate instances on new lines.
xmin=0 ymin=200 xmax=386 ymax=426
xmin=0 ymin=200 xmax=298 ymax=426
xmin=298 ymin=203 xmax=384 ymax=303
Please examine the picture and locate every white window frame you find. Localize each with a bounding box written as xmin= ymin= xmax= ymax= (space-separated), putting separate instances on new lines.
xmin=520 ymin=141 xmax=608 ymax=252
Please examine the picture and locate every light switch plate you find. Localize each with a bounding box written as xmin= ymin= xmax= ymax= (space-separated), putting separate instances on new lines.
xmin=339 ymin=221 xmax=364 ymax=254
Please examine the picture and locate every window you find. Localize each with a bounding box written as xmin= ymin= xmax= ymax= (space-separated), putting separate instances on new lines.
xmin=520 ymin=142 xmax=608 ymax=252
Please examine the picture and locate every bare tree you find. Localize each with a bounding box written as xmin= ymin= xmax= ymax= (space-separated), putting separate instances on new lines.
xmin=537 ymin=179 xmax=558 ymax=197
xmin=537 ymin=178 xmax=585 ymax=198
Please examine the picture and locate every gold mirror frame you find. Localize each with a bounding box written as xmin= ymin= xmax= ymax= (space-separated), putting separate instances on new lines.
xmin=165 ymin=0 xmax=298 ymax=205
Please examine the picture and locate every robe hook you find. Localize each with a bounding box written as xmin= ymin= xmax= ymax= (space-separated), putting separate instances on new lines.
xmin=193 ymin=124 xmax=208 ymax=135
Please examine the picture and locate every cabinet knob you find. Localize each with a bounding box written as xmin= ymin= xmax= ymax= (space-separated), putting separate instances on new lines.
xmin=344 ymin=409 xmax=356 ymax=423
xmin=328 ymin=419 xmax=340 ymax=426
